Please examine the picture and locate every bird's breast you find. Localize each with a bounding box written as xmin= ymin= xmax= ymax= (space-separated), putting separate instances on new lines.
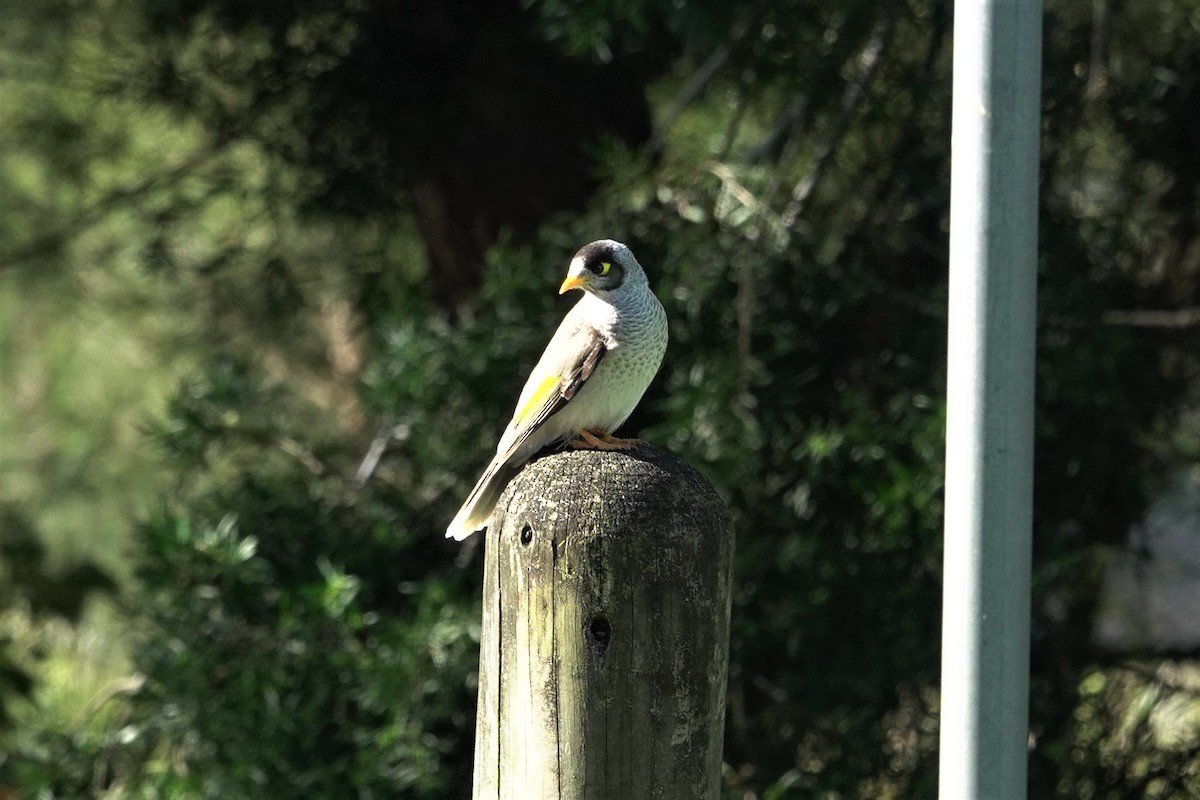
xmin=563 ymin=295 xmax=667 ymax=432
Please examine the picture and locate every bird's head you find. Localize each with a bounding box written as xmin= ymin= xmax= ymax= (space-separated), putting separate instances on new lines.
xmin=559 ymin=239 xmax=646 ymax=297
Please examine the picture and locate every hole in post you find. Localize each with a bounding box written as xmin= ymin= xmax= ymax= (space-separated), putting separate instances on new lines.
xmin=519 ymin=524 xmax=533 ymax=546
xmin=589 ymin=617 xmax=612 ymax=655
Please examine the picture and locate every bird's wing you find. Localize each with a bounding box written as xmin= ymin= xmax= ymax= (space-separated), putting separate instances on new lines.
xmin=495 ymin=321 xmax=608 ymax=460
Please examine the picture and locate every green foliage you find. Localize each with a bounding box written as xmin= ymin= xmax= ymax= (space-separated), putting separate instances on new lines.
xmin=6 ymin=361 xmax=478 ymax=798
xmin=1060 ymin=663 xmax=1200 ymax=799
xmin=0 ymin=506 xmax=117 ymax=731
xmin=127 ymin=362 xmax=478 ymax=798
xmin=126 ymin=497 xmax=477 ymax=798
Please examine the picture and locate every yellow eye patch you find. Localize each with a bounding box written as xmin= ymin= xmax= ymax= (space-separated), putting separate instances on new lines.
xmin=599 ymin=261 xmax=611 ymax=276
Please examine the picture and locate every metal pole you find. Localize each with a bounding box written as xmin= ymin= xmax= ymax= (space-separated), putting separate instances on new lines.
xmin=939 ymin=0 xmax=1041 ymax=796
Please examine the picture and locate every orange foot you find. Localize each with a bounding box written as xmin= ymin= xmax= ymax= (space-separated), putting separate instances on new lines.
xmin=569 ymin=429 xmax=642 ymax=451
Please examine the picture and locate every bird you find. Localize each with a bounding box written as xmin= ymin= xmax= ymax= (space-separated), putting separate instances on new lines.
xmin=446 ymin=239 xmax=669 ymax=540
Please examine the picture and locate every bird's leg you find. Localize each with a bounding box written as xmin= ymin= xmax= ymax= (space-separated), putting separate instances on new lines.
xmin=569 ymin=429 xmax=642 ymax=451
xmin=568 ymin=429 xmax=607 ymax=449
xmin=596 ymin=431 xmax=643 ymax=450
xmin=583 ymin=430 xmax=604 ymax=448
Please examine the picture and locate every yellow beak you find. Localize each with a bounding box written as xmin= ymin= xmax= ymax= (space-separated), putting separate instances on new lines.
xmin=559 ymin=274 xmax=589 ymax=294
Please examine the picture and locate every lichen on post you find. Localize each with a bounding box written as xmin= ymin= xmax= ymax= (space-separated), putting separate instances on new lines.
xmin=472 ymin=445 xmax=732 ymax=800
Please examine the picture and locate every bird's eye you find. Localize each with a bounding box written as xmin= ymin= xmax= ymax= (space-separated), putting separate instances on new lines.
xmin=598 ymin=261 xmax=612 ymax=276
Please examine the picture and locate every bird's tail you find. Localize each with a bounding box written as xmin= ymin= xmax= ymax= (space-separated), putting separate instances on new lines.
xmin=445 ymin=456 xmax=522 ymax=540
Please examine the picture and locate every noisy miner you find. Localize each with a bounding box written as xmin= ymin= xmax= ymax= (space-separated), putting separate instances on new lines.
xmin=446 ymin=239 xmax=668 ymax=540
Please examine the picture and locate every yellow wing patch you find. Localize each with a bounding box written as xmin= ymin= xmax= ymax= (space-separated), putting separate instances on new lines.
xmin=514 ymin=374 xmax=561 ymax=428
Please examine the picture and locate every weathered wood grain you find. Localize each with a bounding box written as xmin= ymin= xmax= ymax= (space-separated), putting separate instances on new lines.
xmin=472 ymin=445 xmax=732 ymax=800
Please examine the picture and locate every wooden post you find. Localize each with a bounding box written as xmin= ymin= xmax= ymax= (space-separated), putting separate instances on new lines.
xmin=472 ymin=445 xmax=732 ymax=800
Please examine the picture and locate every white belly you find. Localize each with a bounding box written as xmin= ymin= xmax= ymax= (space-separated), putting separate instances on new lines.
xmin=536 ymin=296 xmax=667 ymax=445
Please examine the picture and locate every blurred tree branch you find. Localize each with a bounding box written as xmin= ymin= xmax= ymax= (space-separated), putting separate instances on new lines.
xmin=645 ymin=43 xmax=731 ymax=157
xmin=0 ymin=147 xmax=220 ymax=272
xmin=1103 ymin=308 xmax=1200 ymax=328
xmin=782 ymin=18 xmax=894 ymax=229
